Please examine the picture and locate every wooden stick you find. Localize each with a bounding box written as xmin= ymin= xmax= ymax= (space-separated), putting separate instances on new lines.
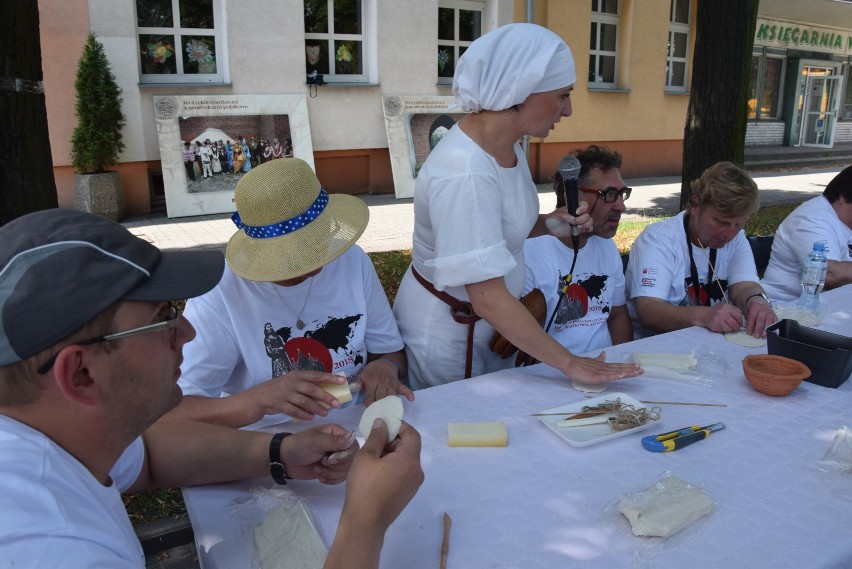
xmin=440 ymin=512 xmax=452 ymax=569
xmin=531 ymin=409 xmax=614 ymax=418
xmin=556 ymin=416 xmax=613 ymax=428
xmin=640 ymin=400 xmax=728 ymax=407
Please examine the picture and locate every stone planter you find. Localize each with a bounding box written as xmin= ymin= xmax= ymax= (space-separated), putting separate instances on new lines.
xmin=74 ymin=171 xmax=125 ymax=221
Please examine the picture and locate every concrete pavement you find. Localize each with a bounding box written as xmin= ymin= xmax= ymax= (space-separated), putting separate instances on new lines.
xmin=122 ymin=165 xmax=846 ymax=254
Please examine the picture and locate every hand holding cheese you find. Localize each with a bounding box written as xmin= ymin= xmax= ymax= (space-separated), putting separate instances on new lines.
xmin=359 ymin=396 xmax=404 ymax=443
xmin=318 ymin=372 xmax=353 ymax=409
xmin=226 ymin=369 xmax=348 ymax=424
xmin=326 ymin=420 xmax=424 ymax=569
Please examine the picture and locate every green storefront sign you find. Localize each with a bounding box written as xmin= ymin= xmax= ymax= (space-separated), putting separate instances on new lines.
xmin=755 ymin=19 xmax=851 ymax=54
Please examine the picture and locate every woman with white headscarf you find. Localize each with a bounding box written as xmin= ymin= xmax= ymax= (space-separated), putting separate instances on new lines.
xmin=393 ymin=23 xmax=642 ymax=389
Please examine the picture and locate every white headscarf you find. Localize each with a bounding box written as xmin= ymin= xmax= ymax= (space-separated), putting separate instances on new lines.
xmin=452 ymin=23 xmax=576 ymax=113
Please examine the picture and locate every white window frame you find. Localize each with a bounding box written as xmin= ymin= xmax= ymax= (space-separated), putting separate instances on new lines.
xmin=304 ymin=0 xmax=372 ymax=84
xmin=750 ymin=53 xmax=786 ymax=120
xmin=437 ymin=0 xmax=484 ymax=85
xmin=841 ymin=62 xmax=852 ymax=120
xmin=589 ymin=0 xmax=620 ymax=89
xmin=135 ymin=0 xmax=228 ymax=84
xmin=665 ymin=0 xmax=690 ymax=92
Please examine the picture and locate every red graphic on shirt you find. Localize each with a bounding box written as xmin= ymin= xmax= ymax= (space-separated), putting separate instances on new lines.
xmin=284 ymin=337 xmax=332 ymax=372
xmin=563 ymin=283 xmax=590 ymax=319
xmin=686 ymin=282 xmax=710 ymax=305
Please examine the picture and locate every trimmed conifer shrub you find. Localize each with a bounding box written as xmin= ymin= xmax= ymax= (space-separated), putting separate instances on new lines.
xmin=71 ymin=33 xmax=126 ymax=174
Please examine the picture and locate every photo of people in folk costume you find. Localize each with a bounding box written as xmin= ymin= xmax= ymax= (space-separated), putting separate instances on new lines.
xmin=178 ymin=114 xmax=293 ymax=194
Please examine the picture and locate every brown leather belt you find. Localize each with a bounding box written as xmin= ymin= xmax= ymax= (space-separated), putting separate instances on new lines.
xmin=411 ymin=266 xmax=480 ymax=379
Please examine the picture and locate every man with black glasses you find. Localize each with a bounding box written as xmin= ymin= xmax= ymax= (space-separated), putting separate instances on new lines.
xmin=522 ymin=145 xmax=634 ymax=356
xmin=0 ymin=209 xmax=423 ymax=569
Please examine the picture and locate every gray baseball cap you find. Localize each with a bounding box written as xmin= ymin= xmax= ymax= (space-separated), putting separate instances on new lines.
xmin=0 ymin=209 xmax=224 ymax=367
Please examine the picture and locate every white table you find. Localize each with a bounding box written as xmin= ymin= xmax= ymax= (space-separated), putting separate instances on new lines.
xmin=184 ymin=286 xmax=852 ymax=569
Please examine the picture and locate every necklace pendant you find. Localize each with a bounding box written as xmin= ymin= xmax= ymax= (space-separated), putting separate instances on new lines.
xmin=296 ymin=319 xmax=305 ymax=330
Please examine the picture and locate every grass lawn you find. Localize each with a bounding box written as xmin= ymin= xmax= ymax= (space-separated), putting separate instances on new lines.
xmin=123 ymin=202 xmax=799 ymax=524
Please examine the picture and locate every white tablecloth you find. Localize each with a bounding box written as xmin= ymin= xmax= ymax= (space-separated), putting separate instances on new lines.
xmin=183 ymin=286 xmax=852 ymax=569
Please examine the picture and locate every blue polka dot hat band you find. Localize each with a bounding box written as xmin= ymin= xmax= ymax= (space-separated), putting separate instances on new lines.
xmin=232 ymin=188 xmax=329 ymax=238
xmin=226 ymin=158 xmax=368 ymax=282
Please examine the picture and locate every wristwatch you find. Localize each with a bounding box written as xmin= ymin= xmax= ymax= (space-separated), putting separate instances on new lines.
xmin=744 ymin=292 xmax=769 ymax=305
xmin=269 ymin=432 xmax=293 ymax=485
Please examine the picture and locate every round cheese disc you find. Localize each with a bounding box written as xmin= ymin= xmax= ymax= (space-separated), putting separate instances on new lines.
xmin=725 ymin=330 xmax=766 ymax=347
xmin=572 ymin=380 xmax=606 ymax=393
xmin=359 ymin=395 xmax=403 ymax=443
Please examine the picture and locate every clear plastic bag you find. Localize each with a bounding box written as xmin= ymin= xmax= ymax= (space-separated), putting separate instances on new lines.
xmin=811 ymin=426 xmax=852 ymax=503
xmin=772 ymin=300 xmax=827 ymax=327
xmin=613 ymin=473 xmax=716 ymax=539
xmin=818 ymin=425 xmax=852 ymax=472
xmin=602 ymin=472 xmax=718 ymax=567
xmin=229 ymin=486 xmax=328 ymax=569
xmin=629 ymin=344 xmax=725 ymax=387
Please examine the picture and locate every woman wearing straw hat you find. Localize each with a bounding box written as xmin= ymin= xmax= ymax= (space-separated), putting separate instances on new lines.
xmin=392 ymin=23 xmax=642 ymax=389
xmin=167 ymin=158 xmax=413 ymax=429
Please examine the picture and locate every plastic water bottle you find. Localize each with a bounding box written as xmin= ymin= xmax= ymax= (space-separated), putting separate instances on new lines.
xmin=799 ymin=241 xmax=828 ymax=310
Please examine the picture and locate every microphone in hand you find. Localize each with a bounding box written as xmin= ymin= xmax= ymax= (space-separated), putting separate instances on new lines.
xmin=548 ymin=155 xmax=582 ymax=248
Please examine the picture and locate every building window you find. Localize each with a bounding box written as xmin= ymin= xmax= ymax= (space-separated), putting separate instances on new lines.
xmin=589 ymin=0 xmax=619 ymax=87
xmin=305 ymin=0 xmax=368 ymax=82
xmin=748 ymin=54 xmax=784 ymax=120
xmin=437 ymin=1 xmax=483 ymax=85
xmin=665 ymin=0 xmax=690 ymax=91
xmin=842 ymin=69 xmax=852 ymax=120
xmin=136 ymin=0 xmax=225 ymax=84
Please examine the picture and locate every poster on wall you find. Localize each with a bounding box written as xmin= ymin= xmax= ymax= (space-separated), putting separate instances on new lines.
xmin=153 ymin=95 xmax=314 ymax=218
xmin=381 ymin=95 xmax=467 ymax=199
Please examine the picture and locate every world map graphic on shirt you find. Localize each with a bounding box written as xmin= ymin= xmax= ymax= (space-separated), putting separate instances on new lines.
xmin=265 ymin=314 xmax=364 ymax=375
xmin=555 ymin=273 xmax=610 ymax=324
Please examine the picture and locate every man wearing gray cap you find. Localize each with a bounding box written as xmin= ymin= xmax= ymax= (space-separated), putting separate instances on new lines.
xmin=0 ymin=209 xmax=422 ymax=568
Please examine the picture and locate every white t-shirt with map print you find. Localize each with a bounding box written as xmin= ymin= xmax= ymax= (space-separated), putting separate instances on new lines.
xmin=625 ymin=211 xmax=758 ymax=339
xmin=179 ymin=245 xmax=404 ymax=429
xmin=523 ymin=235 xmax=625 ymax=355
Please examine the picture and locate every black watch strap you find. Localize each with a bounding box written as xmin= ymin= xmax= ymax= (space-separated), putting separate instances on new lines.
xmin=744 ymin=292 xmax=769 ymax=305
xmin=269 ymin=432 xmax=293 ymax=485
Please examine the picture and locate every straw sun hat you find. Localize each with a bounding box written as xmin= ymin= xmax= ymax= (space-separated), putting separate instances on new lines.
xmin=226 ymin=158 xmax=368 ymax=282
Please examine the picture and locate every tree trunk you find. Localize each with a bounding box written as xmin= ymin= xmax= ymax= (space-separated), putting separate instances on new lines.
xmin=0 ymin=0 xmax=58 ymax=226
xmin=680 ymin=0 xmax=759 ymax=210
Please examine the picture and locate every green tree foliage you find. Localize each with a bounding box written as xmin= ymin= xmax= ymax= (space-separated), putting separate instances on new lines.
xmin=680 ymin=0 xmax=759 ymax=210
xmin=71 ymin=33 xmax=126 ymax=174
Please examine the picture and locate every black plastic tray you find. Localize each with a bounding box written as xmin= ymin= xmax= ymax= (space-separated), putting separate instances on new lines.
xmin=766 ymin=319 xmax=852 ymax=389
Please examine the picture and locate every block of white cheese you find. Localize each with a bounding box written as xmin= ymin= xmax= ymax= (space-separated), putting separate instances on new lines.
xmin=618 ymin=475 xmax=715 ymax=538
xmin=359 ymin=395 xmax=403 ymax=443
xmin=633 ymin=352 xmax=698 ymax=371
xmin=448 ymin=422 xmax=508 ymax=447
xmin=318 ymin=372 xmax=352 ymax=409
xmin=254 ymin=501 xmax=327 ymax=569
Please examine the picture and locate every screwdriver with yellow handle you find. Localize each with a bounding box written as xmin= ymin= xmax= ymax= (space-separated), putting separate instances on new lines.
xmin=641 ymin=423 xmax=725 ymax=452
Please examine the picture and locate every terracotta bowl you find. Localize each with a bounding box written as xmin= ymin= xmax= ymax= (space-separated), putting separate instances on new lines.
xmin=742 ymin=354 xmax=811 ymax=397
